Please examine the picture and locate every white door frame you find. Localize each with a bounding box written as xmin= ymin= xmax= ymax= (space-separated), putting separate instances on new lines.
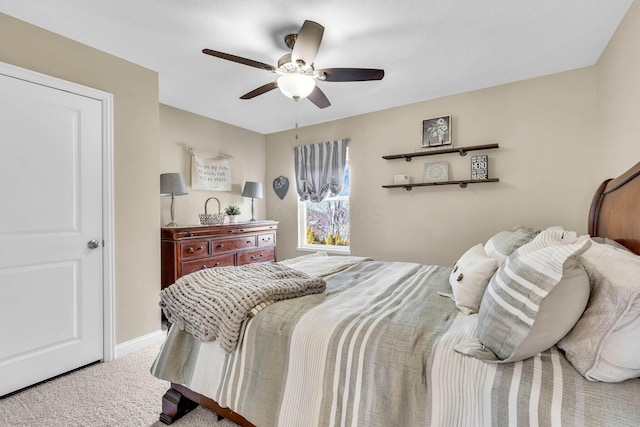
xmin=0 ymin=61 xmax=115 ymax=362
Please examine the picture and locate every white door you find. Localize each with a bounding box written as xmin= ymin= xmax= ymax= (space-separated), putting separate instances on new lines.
xmin=0 ymin=69 xmax=105 ymax=396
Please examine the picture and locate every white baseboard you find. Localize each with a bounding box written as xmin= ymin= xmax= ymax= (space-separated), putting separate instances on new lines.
xmin=114 ymin=329 xmax=165 ymax=359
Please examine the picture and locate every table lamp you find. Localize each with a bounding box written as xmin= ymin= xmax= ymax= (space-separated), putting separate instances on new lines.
xmin=160 ymin=173 xmax=188 ymax=226
xmin=242 ymin=181 xmax=263 ymax=222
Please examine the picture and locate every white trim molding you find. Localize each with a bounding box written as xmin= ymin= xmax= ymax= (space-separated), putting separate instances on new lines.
xmin=114 ymin=330 xmax=166 ymax=359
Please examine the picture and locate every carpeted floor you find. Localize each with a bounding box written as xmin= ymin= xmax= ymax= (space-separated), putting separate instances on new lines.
xmin=0 ymin=344 xmax=237 ymax=427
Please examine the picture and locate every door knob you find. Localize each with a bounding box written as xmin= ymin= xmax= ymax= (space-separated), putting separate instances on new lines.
xmin=87 ymin=239 xmax=101 ymax=249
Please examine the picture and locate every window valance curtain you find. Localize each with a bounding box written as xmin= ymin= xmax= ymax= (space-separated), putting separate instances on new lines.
xmin=294 ymin=139 xmax=348 ymax=203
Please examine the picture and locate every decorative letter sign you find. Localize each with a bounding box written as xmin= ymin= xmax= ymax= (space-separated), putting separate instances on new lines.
xmin=471 ymin=155 xmax=488 ymax=180
xmin=191 ymin=152 xmax=232 ymax=191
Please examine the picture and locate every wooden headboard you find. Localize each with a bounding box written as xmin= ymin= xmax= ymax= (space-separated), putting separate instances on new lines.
xmin=588 ymin=161 xmax=640 ymax=255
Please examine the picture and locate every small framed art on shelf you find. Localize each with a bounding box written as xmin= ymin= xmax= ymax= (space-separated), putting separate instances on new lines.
xmin=422 ymin=115 xmax=452 ymax=147
xmin=424 ymin=161 xmax=449 ymax=182
xmin=471 ymin=155 xmax=488 ymax=180
xmin=394 ymin=174 xmax=411 ymax=185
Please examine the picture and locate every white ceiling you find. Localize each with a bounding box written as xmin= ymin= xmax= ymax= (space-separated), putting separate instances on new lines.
xmin=0 ymin=0 xmax=632 ymax=134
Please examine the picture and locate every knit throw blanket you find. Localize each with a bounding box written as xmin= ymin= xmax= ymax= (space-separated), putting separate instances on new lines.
xmin=160 ymin=262 xmax=326 ymax=353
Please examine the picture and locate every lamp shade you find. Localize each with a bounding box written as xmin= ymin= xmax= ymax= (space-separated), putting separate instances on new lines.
xmin=242 ymin=181 xmax=263 ymax=199
xmin=160 ymin=173 xmax=188 ymax=196
xmin=277 ymin=73 xmax=315 ymax=100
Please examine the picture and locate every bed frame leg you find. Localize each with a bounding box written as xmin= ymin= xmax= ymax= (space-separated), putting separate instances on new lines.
xmin=159 ymin=385 xmax=198 ymax=425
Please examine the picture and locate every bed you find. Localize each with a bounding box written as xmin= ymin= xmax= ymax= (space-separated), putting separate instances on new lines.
xmin=151 ymin=161 xmax=640 ymax=426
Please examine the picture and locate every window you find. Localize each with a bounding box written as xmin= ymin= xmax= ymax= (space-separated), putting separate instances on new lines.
xmin=298 ymin=152 xmax=350 ymax=253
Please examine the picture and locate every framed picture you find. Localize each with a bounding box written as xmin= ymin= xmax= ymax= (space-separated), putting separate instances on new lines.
xmin=422 ymin=115 xmax=452 ymax=147
xmin=424 ymin=161 xmax=449 ymax=182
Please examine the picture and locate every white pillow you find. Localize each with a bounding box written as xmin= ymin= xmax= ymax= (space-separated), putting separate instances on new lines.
xmin=449 ymin=244 xmax=498 ymax=315
xmin=597 ymin=298 xmax=640 ymax=381
xmin=591 ymin=236 xmax=631 ymax=252
xmin=558 ymin=240 xmax=640 ymax=382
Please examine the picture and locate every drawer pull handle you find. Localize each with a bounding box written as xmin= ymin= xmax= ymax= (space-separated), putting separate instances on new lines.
xmin=251 ymin=253 xmax=264 ymax=260
xmin=217 ymin=244 xmax=224 ymax=248
xmin=188 ymin=248 xmax=194 ymax=253
xmin=247 ymin=240 xmax=252 ymax=244
xmin=200 ymin=261 xmax=220 ymax=270
xmin=262 ymin=237 xmax=270 ymax=241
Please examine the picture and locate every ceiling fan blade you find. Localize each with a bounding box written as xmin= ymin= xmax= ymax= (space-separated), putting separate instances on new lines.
xmin=291 ymin=20 xmax=324 ymax=67
xmin=316 ymin=68 xmax=385 ymax=82
xmin=307 ymin=86 xmax=331 ymax=109
xmin=240 ymin=81 xmax=278 ymax=99
xmin=202 ymin=49 xmax=276 ymax=73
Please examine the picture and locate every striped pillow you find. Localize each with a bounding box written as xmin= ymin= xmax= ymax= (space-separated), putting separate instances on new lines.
xmin=483 ymin=226 xmax=540 ymax=266
xmin=457 ymin=228 xmax=591 ymax=362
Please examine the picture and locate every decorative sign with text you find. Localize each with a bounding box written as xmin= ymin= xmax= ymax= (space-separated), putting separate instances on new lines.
xmin=471 ymin=155 xmax=488 ymax=180
xmin=191 ymin=153 xmax=231 ymax=191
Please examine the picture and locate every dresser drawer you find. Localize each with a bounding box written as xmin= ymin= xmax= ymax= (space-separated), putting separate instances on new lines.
xmin=212 ymin=236 xmax=257 ymax=253
xmin=180 ymin=240 xmax=210 ymax=259
xmin=257 ymin=232 xmax=275 ymax=247
xmin=237 ymin=247 xmax=275 ymax=265
xmin=181 ymin=253 xmax=235 ymax=276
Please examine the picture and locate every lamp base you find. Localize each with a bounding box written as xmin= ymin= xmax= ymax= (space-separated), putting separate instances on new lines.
xmin=165 ymin=221 xmax=179 ymax=227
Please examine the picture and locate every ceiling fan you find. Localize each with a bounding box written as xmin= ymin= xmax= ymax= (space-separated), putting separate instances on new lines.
xmin=202 ymin=20 xmax=385 ymax=109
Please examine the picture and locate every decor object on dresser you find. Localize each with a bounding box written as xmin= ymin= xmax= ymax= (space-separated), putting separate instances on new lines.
xmin=160 ymin=221 xmax=278 ymax=290
xmin=224 ymin=205 xmax=241 ymax=223
xmin=160 ymin=173 xmax=189 ymax=227
xmin=471 ymin=155 xmax=488 ymax=179
xmin=272 ymin=175 xmax=289 ymax=200
xmin=199 ymin=197 xmax=224 ymax=225
xmin=422 ymin=115 xmax=451 ymax=147
xmin=424 ymin=161 xmax=449 ymax=182
xmin=242 ymin=182 xmax=264 ymax=222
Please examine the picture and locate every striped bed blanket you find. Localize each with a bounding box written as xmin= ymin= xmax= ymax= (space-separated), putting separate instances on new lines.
xmin=151 ymin=260 xmax=640 ymax=426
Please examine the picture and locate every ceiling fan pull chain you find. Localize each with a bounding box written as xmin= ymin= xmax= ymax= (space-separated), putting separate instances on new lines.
xmin=295 ymin=100 xmax=299 ymax=140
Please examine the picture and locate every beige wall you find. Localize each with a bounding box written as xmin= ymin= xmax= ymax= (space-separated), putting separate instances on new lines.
xmin=266 ymin=69 xmax=599 ymax=266
xmin=596 ymin=0 xmax=640 ymax=177
xmin=159 ymin=104 xmax=267 ymax=225
xmin=0 ymin=13 xmax=161 ymax=345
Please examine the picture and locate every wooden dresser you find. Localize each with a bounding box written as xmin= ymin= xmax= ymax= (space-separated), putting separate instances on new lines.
xmin=161 ymin=220 xmax=278 ymax=289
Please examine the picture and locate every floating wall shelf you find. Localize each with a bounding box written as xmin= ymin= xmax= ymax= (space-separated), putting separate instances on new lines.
xmin=382 ymin=143 xmax=499 ymax=162
xmin=382 ymin=178 xmax=499 ymax=191
xmin=382 ymin=143 xmax=500 ymax=190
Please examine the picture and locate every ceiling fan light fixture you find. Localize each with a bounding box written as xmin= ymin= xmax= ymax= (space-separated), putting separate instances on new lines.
xmin=277 ymin=73 xmax=315 ymax=100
